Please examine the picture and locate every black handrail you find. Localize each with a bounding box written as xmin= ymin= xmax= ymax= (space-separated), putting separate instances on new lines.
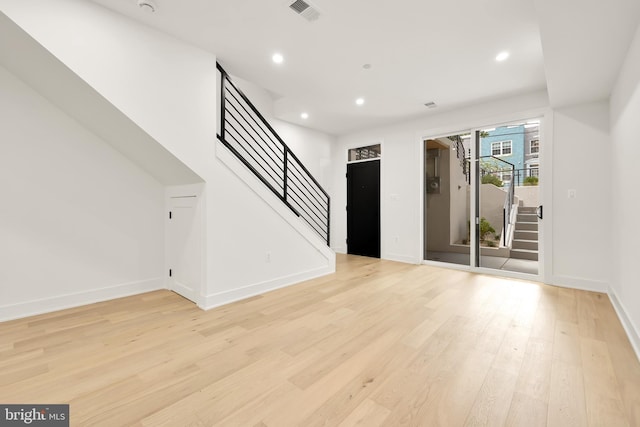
xmin=216 ymin=63 xmax=330 ymax=245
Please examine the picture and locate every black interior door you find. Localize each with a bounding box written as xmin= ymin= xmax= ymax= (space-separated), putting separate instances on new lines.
xmin=347 ymin=160 xmax=380 ymax=258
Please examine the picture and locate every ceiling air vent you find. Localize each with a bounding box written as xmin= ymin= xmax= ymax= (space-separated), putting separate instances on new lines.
xmin=289 ymin=0 xmax=321 ymax=22
xmin=424 ymin=102 xmax=437 ymax=109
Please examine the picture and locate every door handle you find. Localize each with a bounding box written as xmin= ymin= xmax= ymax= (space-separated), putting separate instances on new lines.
xmin=536 ymin=205 xmax=543 ymax=220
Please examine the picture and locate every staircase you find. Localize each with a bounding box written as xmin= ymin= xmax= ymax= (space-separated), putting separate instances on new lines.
xmin=217 ymin=63 xmax=330 ymax=245
xmin=511 ymin=206 xmax=538 ymax=260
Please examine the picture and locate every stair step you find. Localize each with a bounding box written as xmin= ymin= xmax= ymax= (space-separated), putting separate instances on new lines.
xmin=515 ymin=221 xmax=538 ymax=231
xmin=519 ymin=207 xmax=537 ymax=213
xmin=512 ymin=239 xmax=538 ymax=251
xmin=515 ymin=230 xmax=538 ymax=240
xmin=511 ymin=248 xmax=539 ymax=261
xmin=517 ymin=213 xmax=538 ymax=222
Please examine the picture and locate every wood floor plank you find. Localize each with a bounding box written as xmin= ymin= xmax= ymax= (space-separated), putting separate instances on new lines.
xmin=1 ymin=254 xmax=639 ymax=426
xmin=505 ymin=392 xmax=548 ymax=427
xmin=547 ymin=360 xmax=588 ymax=427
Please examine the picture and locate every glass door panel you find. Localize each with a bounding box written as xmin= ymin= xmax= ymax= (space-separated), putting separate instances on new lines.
xmin=477 ymin=121 xmax=540 ymax=275
xmin=424 ymin=132 xmax=471 ymax=266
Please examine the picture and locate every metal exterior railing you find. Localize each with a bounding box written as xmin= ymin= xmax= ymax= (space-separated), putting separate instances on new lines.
xmin=479 ymin=156 xmax=516 ymax=247
xmin=216 ymin=63 xmax=330 ymax=245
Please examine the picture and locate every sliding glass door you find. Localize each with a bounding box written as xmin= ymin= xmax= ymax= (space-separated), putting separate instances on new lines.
xmin=424 ymin=119 xmax=542 ymax=277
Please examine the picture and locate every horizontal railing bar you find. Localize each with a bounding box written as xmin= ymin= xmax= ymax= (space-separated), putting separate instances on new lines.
xmin=217 ymin=136 xmax=302 ymax=217
xmin=225 ymin=108 xmax=285 ymax=175
xmin=225 ymin=97 xmax=286 ymax=163
xmin=286 ymin=160 xmax=328 ymax=204
xmin=218 ymin=63 xmax=329 ymax=200
xmin=224 ymin=115 xmax=285 ymax=176
xmin=290 ymin=205 xmax=326 ymax=237
xmin=225 ymin=121 xmax=286 ymax=192
xmin=286 ymin=175 xmax=328 ymax=211
xmin=286 ymin=181 xmax=329 ymax=223
xmin=217 ymin=63 xmax=330 ymax=244
xmin=218 ymin=64 xmax=293 ymax=155
xmin=287 ymin=192 xmax=329 ymax=229
xmin=285 ymin=147 xmax=330 ymax=199
xmin=225 ymin=87 xmax=285 ymax=157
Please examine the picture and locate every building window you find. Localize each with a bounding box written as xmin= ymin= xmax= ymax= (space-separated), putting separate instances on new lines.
xmin=348 ymin=144 xmax=381 ymax=161
xmin=491 ymin=140 xmax=512 ymax=156
xmin=530 ymin=139 xmax=539 ymax=154
xmin=529 ymin=167 xmax=539 ymax=177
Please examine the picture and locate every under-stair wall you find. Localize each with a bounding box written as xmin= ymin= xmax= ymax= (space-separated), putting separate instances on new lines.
xmin=0 ymin=0 xmax=334 ymax=318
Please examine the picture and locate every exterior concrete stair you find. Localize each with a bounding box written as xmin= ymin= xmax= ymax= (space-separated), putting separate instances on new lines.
xmin=511 ymin=206 xmax=538 ymax=261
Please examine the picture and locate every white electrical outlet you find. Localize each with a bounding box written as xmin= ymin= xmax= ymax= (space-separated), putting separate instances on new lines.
xmin=266 ymin=252 xmax=272 ymax=263
xmin=568 ymin=189 xmax=577 ymax=199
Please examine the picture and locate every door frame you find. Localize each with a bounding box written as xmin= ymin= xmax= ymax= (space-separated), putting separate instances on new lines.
xmin=419 ymin=109 xmax=552 ymax=285
xmin=165 ymin=183 xmax=205 ymax=305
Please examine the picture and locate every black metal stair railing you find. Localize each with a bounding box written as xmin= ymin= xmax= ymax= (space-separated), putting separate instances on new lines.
xmin=216 ymin=63 xmax=330 ymax=245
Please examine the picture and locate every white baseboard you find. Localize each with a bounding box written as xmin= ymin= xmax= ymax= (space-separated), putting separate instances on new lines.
xmin=550 ymin=275 xmax=608 ymax=293
xmin=201 ymin=265 xmax=334 ymax=311
xmin=608 ymin=286 xmax=640 ymax=363
xmin=384 ymin=252 xmax=421 ymax=264
xmin=0 ymin=278 xmax=164 ymax=322
xmin=171 ymin=280 xmax=201 ymax=306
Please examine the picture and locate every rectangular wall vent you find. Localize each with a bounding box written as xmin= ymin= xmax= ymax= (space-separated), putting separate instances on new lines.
xmin=289 ymin=0 xmax=320 ymax=22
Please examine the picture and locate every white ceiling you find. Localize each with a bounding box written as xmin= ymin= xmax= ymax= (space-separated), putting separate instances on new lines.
xmin=89 ymin=0 xmax=639 ymax=135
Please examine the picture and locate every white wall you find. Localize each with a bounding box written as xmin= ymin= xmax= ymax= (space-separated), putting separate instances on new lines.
xmin=551 ymin=101 xmax=611 ymax=291
xmin=332 ymin=90 xmax=613 ymax=292
xmin=0 ymin=0 xmax=218 ymax=178
xmin=332 ymin=91 xmax=548 ymax=263
xmin=1 ymin=0 xmax=335 ymax=314
xmin=610 ymin=22 xmax=640 ymax=354
xmin=0 ymin=65 xmax=165 ymax=320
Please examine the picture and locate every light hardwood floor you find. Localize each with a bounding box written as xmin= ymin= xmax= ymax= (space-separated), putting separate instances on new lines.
xmin=1 ymin=255 xmax=639 ymax=426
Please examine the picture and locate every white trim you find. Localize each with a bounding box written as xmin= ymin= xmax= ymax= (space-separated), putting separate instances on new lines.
xmin=386 ymin=252 xmax=421 ymax=264
xmin=549 ymin=275 xmax=608 ymax=292
xmin=201 ymin=265 xmax=333 ymax=310
xmin=422 ymin=259 xmax=472 ymax=272
xmin=346 ymin=157 xmax=381 ymax=165
xmin=608 ymin=286 xmax=640 ymax=363
xmin=0 ymin=278 xmax=164 ymax=322
xmin=165 ymin=183 xmax=206 ymax=307
xmin=332 ymin=245 xmax=347 ymax=254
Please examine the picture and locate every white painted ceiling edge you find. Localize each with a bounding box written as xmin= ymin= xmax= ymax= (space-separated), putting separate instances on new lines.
xmin=79 ymin=0 xmax=639 ymax=135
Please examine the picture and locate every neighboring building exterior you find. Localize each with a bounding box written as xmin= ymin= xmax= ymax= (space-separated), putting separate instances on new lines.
xmin=480 ymin=124 xmax=540 ymax=186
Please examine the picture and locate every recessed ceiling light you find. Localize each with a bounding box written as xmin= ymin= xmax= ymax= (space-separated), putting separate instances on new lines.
xmin=301 ymin=112 xmax=309 ymax=119
xmin=495 ymin=51 xmax=509 ymax=62
xmin=272 ymin=53 xmax=284 ymax=64
xmin=355 ymin=97 xmax=365 ymax=106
